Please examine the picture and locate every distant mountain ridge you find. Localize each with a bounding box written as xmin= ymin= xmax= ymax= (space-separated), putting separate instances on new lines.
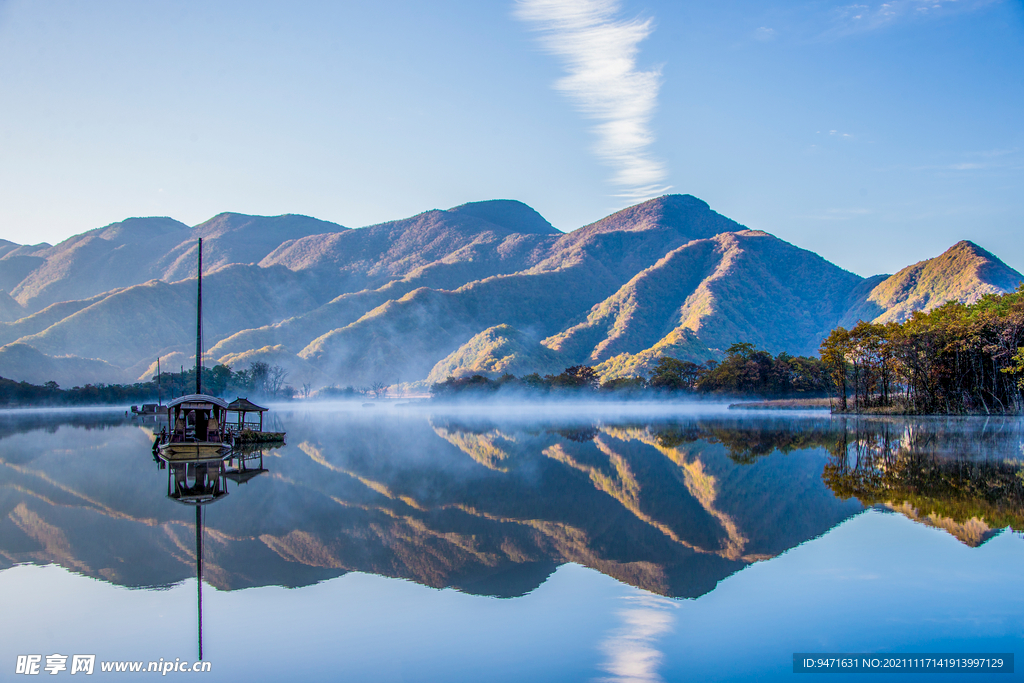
xmin=0 ymin=195 xmax=1019 ymax=389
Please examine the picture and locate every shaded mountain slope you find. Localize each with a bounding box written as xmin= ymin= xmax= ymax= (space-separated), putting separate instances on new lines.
xmin=6 ymin=214 xmax=344 ymax=313
xmin=533 ymin=194 xmax=740 ymax=280
xmin=261 ymin=199 xmax=559 ymax=291
xmin=14 ymin=264 xmax=326 ymax=370
xmin=0 ymin=291 xmax=24 ymax=323
xmin=0 ymin=294 xmax=112 ymax=347
xmin=667 ymin=230 xmax=865 ymax=354
xmin=0 ymin=241 xmax=49 ymax=294
xmin=298 ymin=266 xmax=630 ymax=386
xmin=11 ymin=217 xmax=190 ymax=311
xmin=156 ymin=212 xmax=346 ymax=282
xmin=836 ymin=274 xmax=889 ymax=328
xmin=0 ymin=343 xmax=128 ymax=385
xmin=208 ymin=219 xmax=569 ymax=360
xmin=543 ymin=237 xmax=726 ymax=365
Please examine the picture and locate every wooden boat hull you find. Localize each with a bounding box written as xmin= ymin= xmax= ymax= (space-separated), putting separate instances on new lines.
xmin=157 ymin=442 xmax=232 ymax=462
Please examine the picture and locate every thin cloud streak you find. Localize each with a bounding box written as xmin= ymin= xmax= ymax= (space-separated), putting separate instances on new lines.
xmin=515 ymin=0 xmax=671 ymax=201
xmin=826 ymin=0 xmax=1002 ymax=35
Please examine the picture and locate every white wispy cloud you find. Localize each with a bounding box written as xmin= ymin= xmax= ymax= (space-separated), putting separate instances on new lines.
xmin=827 ymin=0 xmax=1001 ymax=35
xmin=910 ymin=148 xmax=1022 ymax=171
xmin=515 ymin=0 xmax=670 ymax=201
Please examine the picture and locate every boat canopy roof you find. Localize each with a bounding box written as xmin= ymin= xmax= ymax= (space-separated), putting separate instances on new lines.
xmin=227 ymin=397 xmax=268 ymax=412
xmin=168 ymin=394 xmax=229 ymax=409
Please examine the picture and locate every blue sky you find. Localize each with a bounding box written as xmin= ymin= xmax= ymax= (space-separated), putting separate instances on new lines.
xmin=0 ymin=0 xmax=1020 ymax=276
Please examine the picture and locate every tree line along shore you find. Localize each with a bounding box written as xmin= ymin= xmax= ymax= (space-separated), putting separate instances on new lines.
xmin=0 ymin=361 xmax=289 ymax=407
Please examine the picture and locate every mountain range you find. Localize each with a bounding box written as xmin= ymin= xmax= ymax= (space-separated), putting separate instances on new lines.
xmin=0 ymin=195 xmax=1020 ymax=390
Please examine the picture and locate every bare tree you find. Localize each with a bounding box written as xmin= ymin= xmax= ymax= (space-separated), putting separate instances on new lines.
xmin=267 ymin=365 xmax=289 ymax=397
xmin=301 ymin=382 xmax=313 ymax=399
xmin=370 ymin=381 xmax=387 ymax=400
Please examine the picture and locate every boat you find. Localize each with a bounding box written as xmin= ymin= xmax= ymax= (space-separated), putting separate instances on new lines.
xmin=158 ymin=393 xmax=232 ymax=460
xmin=154 ymin=237 xmax=284 ymax=458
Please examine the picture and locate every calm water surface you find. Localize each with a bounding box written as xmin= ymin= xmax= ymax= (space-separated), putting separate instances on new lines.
xmin=0 ymin=404 xmax=1022 ymax=681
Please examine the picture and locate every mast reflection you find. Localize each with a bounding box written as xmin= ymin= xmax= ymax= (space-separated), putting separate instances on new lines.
xmin=156 ymin=448 xmax=269 ymax=660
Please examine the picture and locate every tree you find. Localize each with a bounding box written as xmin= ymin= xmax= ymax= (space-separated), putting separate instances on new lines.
xmin=548 ymin=365 xmax=599 ymax=390
xmin=237 ymin=361 xmax=271 ymax=394
xmin=819 ymin=327 xmax=851 ymax=411
xmin=267 ymin=365 xmax=288 ymax=397
xmin=601 ymin=376 xmax=647 ymax=392
xmin=203 ymin=364 xmax=233 ymax=396
xmin=649 ymin=357 xmax=706 ymax=391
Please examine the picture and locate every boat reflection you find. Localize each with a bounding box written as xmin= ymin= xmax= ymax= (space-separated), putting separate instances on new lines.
xmin=156 ymin=447 xmax=269 ymax=660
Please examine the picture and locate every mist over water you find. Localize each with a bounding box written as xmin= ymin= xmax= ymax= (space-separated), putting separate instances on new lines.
xmin=0 ymin=406 xmax=1021 ymax=681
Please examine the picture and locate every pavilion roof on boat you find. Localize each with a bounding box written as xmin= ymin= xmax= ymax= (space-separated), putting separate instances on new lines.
xmin=226 ymin=397 xmax=267 ymax=413
xmin=227 ymin=397 xmax=269 ymax=433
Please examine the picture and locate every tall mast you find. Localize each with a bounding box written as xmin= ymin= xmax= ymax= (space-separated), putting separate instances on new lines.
xmin=196 ymin=238 xmax=203 ymax=395
xmin=157 ymin=356 xmax=161 ymax=404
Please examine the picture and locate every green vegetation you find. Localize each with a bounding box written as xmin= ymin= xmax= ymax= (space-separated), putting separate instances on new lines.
xmin=0 ymin=360 xmax=292 ymax=407
xmin=650 ymin=343 xmax=829 ymax=395
xmin=819 ymin=285 xmax=1024 ymax=414
xmin=0 ymin=376 xmax=165 ymax=407
xmin=430 ymin=343 xmax=829 ymax=399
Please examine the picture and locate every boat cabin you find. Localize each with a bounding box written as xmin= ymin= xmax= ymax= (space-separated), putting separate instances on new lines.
xmin=165 ymin=394 xmax=229 ymax=445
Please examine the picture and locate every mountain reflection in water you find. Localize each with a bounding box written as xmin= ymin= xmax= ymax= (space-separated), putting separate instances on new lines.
xmin=0 ymin=409 xmax=1021 ymax=602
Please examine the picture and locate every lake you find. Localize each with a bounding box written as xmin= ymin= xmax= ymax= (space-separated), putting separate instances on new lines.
xmin=0 ymin=403 xmax=1021 ymax=681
